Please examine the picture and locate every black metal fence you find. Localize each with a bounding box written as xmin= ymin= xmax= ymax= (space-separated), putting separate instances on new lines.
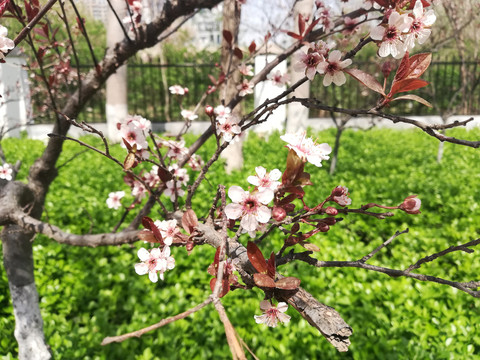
xmin=32 ymin=58 xmax=479 ymax=124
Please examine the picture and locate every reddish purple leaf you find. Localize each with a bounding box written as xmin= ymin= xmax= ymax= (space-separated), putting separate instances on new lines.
xmin=233 ymin=47 xmax=243 ymax=60
xmin=390 ymin=78 xmax=429 ymax=95
xmin=222 ymin=30 xmax=233 ymax=45
xmin=0 ymin=0 xmax=11 ymax=17
xmin=137 ymin=229 xmax=162 ymax=244
xmin=123 ymin=152 xmax=136 ymax=170
xmin=142 ymin=216 xmax=163 ymax=243
xmin=298 ymin=14 xmax=306 ymax=36
xmin=157 ymin=165 xmax=173 ymax=183
xmin=282 ymin=149 xmax=304 ymax=187
xmin=247 ymin=241 xmax=268 ymax=274
xmin=248 ymin=40 xmax=256 ymax=54
xmin=344 ymin=68 xmax=385 ymax=96
xmin=253 ymin=273 xmax=276 ymax=289
xmin=182 ymin=209 xmax=199 ymax=234
xmin=210 ymin=278 xmax=230 ymax=298
xmin=406 ymin=53 xmax=432 ymax=79
xmin=392 ymin=94 xmax=433 ymax=108
xmin=266 ymin=252 xmax=276 ymax=279
xmin=286 ymin=31 xmax=303 ymax=40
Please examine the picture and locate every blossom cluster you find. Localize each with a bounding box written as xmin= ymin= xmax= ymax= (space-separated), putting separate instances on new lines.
xmin=0 ymin=25 xmax=14 ymax=61
xmin=280 ymin=131 xmax=332 ymax=167
xmin=0 ymin=163 xmax=13 ymax=181
xmin=370 ymin=1 xmax=436 ymax=59
xmin=293 ymin=41 xmax=352 ymax=86
xmin=214 ymin=105 xmax=241 ymax=143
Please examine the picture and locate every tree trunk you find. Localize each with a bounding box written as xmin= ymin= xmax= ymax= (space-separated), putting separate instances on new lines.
xmin=106 ymin=0 xmax=128 ymax=142
xmin=219 ymin=0 xmax=243 ymax=173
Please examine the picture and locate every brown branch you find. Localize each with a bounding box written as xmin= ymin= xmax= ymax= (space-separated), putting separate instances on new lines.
xmin=101 ymin=296 xmax=213 ymax=345
xmin=360 ymin=229 xmax=409 ymax=263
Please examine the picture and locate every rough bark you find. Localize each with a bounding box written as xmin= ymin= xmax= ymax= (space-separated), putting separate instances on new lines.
xmin=219 ymin=0 xmax=244 ymax=173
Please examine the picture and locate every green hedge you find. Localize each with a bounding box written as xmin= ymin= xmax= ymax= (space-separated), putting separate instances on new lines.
xmin=1 ymin=128 xmax=480 ymax=359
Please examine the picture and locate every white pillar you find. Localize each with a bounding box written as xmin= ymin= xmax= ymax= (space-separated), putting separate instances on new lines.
xmin=253 ymin=54 xmax=287 ymax=134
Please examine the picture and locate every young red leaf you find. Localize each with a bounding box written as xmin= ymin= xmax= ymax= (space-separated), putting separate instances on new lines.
xmin=304 ymin=17 xmax=322 ymax=37
xmin=0 ymin=0 xmax=10 ymax=17
xmin=248 ymin=40 xmax=256 ymax=54
xmin=298 ymin=14 xmax=306 ymax=36
xmin=391 ymin=94 xmax=433 ymax=108
xmin=182 ymin=209 xmax=199 ymax=234
xmin=275 ymin=277 xmax=301 ymax=290
xmin=406 ymin=53 xmax=432 ymax=79
xmin=282 ymin=149 xmax=304 ymax=186
xmin=394 ymin=51 xmax=411 ymax=82
xmin=233 ymin=47 xmax=243 ymax=60
xmin=390 ymin=78 xmax=429 ymax=95
xmin=142 ymin=216 xmax=163 ymax=243
xmin=266 ymin=252 xmax=276 ymax=279
xmin=157 ymin=165 xmax=173 ymax=182
xmin=344 ymin=68 xmax=386 ymax=96
xmin=222 ymin=30 xmax=233 ymax=45
xmin=137 ymin=229 xmax=163 ymax=243
xmin=247 ymin=241 xmax=268 ymax=273
xmin=253 ymin=273 xmax=276 ymax=289
xmin=286 ymin=31 xmax=303 ymax=40
xmin=210 ymin=278 xmax=230 ymax=298
xmin=293 ymin=172 xmax=313 ymax=187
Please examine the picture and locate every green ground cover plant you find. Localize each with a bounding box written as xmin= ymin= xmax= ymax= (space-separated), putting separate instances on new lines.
xmin=1 ymin=127 xmax=480 ymax=359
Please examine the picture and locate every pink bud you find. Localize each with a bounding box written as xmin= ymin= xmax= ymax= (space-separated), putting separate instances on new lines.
xmin=272 ymin=207 xmax=287 ymax=221
xmin=205 ymin=105 xmax=214 ymax=117
xmin=382 ymin=61 xmax=394 ymax=79
xmin=325 ymin=206 xmax=338 ymax=216
xmin=186 ymin=241 xmax=194 ymax=252
xmin=319 ymin=224 xmax=329 ymax=232
xmin=399 ymin=195 xmax=421 ymax=214
xmin=184 ymin=87 xmax=189 ymax=94
xmin=331 ymin=186 xmax=345 ymax=197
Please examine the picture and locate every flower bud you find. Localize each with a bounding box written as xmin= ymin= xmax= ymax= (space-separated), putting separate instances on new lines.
xmin=399 ymin=195 xmax=421 ymax=214
xmin=186 ymin=241 xmax=194 ymax=252
xmin=331 ymin=186 xmax=345 ymax=197
xmin=272 ymin=207 xmax=287 ymax=221
xmin=285 ymin=235 xmax=299 ymax=246
xmin=205 ymin=105 xmax=214 ymax=117
xmin=322 ymin=217 xmax=336 ymax=226
xmin=319 ymin=224 xmax=329 ymax=232
xmin=325 ymin=206 xmax=338 ymax=216
xmin=381 ymin=61 xmax=394 ymax=79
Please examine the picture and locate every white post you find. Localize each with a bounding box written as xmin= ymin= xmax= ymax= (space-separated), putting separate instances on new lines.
xmin=253 ymin=54 xmax=287 ymax=134
xmin=106 ymin=0 xmax=128 ymax=142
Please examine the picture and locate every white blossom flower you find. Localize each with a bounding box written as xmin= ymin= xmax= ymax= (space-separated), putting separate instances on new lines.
xmin=0 ymin=163 xmax=13 ymax=181
xmin=404 ymin=1 xmax=436 ymax=50
xmin=166 ymin=140 xmax=188 ymax=160
xmin=0 ymin=25 xmax=15 ymax=60
xmin=280 ymin=131 xmax=332 ymax=167
xmin=224 ymin=186 xmax=273 ymax=232
xmin=181 ymin=109 xmax=198 ymax=121
xmin=120 ymin=121 xmax=148 ymax=150
xmin=169 ymin=164 xmax=189 ymax=186
xmin=130 ymin=115 xmax=151 ymax=131
xmin=238 ymin=63 xmax=254 ymax=76
xmin=164 ymin=180 xmax=185 ymax=202
xmin=292 ymin=50 xmax=324 ymax=81
xmin=154 ymin=219 xmax=179 ymax=246
xmin=267 ymin=70 xmax=290 ymax=87
xmin=370 ymin=11 xmax=413 ymax=58
xmin=131 ymin=180 xmax=147 ymax=200
xmin=247 ymin=166 xmax=282 ymax=191
xmin=134 ymin=246 xmax=175 ymax=282
xmin=317 ymin=50 xmax=352 ymax=86
xmin=214 ymin=105 xmax=231 ymax=122
xmin=254 ymin=300 xmax=291 ymax=327
xmin=237 ymin=80 xmax=254 ymax=97
xmin=134 ymin=247 xmax=163 ymax=283
xmin=217 ymin=114 xmax=242 ymax=142
xmin=169 ymin=85 xmax=188 ymax=95
xmin=332 ymin=186 xmax=352 ymax=206
xmin=106 ymin=191 xmax=125 ymax=210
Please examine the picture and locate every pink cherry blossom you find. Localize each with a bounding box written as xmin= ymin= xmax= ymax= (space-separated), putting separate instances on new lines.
xmin=370 ymin=11 xmax=413 ymax=58
xmin=166 ymin=139 xmax=188 ymax=160
xmin=214 ymin=105 xmax=231 ymax=121
xmin=247 ymin=166 xmax=282 ymax=191
xmin=224 ymin=186 xmax=273 ymax=232
xmin=238 ymin=63 xmax=254 ymax=76
xmin=169 ymin=164 xmax=189 ymax=186
xmin=267 ymin=70 xmax=290 ymax=87
xmin=254 ymin=300 xmax=291 ymax=327
xmin=181 ymin=109 xmax=198 ymax=121
xmin=216 ymin=114 xmax=242 ymax=142
xmin=280 ymin=131 xmax=332 ymax=167
xmin=106 ymin=191 xmax=125 ymax=210
xmin=292 ymin=49 xmax=324 ymax=81
xmin=317 ymin=50 xmax=352 ymax=87
xmin=132 ymin=180 xmax=147 ymax=200
xmin=144 ymin=166 xmax=160 ymax=187
xmin=164 ymin=180 xmax=185 ymax=202
xmin=404 ymin=1 xmax=436 ymax=50
xmin=0 ymin=163 xmax=13 ymax=181
xmin=188 ymin=154 xmax=204 ymax=171
xmin=134 ymin=247 xmax=164 ymax=283
xmin=120 ymin=121 xmax=148 ymax=150
xmin=134 ymin=246 xmax=175 ymax=282
xmin=169 ymin=85 xmax=188 ymax=95
xmin=130 ymin=115 xmax=151 ymax=131
xmin=237 ymin=80 xmax=254 ymax=97
xmin=0 ymin=25 xmax=15 ymax=60
xmin=332 ymin=186 xmax=352 ymax=206
xmin=154 ymin=219 xmax=180 ymax=246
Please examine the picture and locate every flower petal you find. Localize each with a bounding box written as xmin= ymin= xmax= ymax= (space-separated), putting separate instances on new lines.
xmin=134 ymin=263 xmax=148 ymax=275
xmin=137 ymin=248 xmax=150 ymax=261
xmin=228 ymin=185 xmax=246 ymax=203
xmin=225 ymin=203 xmax=243 ymax=220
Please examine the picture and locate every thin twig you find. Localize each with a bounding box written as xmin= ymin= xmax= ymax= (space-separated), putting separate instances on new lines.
xmin=360 ymin=229 xmax=409 ymax=263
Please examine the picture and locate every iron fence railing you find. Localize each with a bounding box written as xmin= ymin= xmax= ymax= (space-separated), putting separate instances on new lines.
xmin=31 ymin=58 xmax=479 ymax=124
